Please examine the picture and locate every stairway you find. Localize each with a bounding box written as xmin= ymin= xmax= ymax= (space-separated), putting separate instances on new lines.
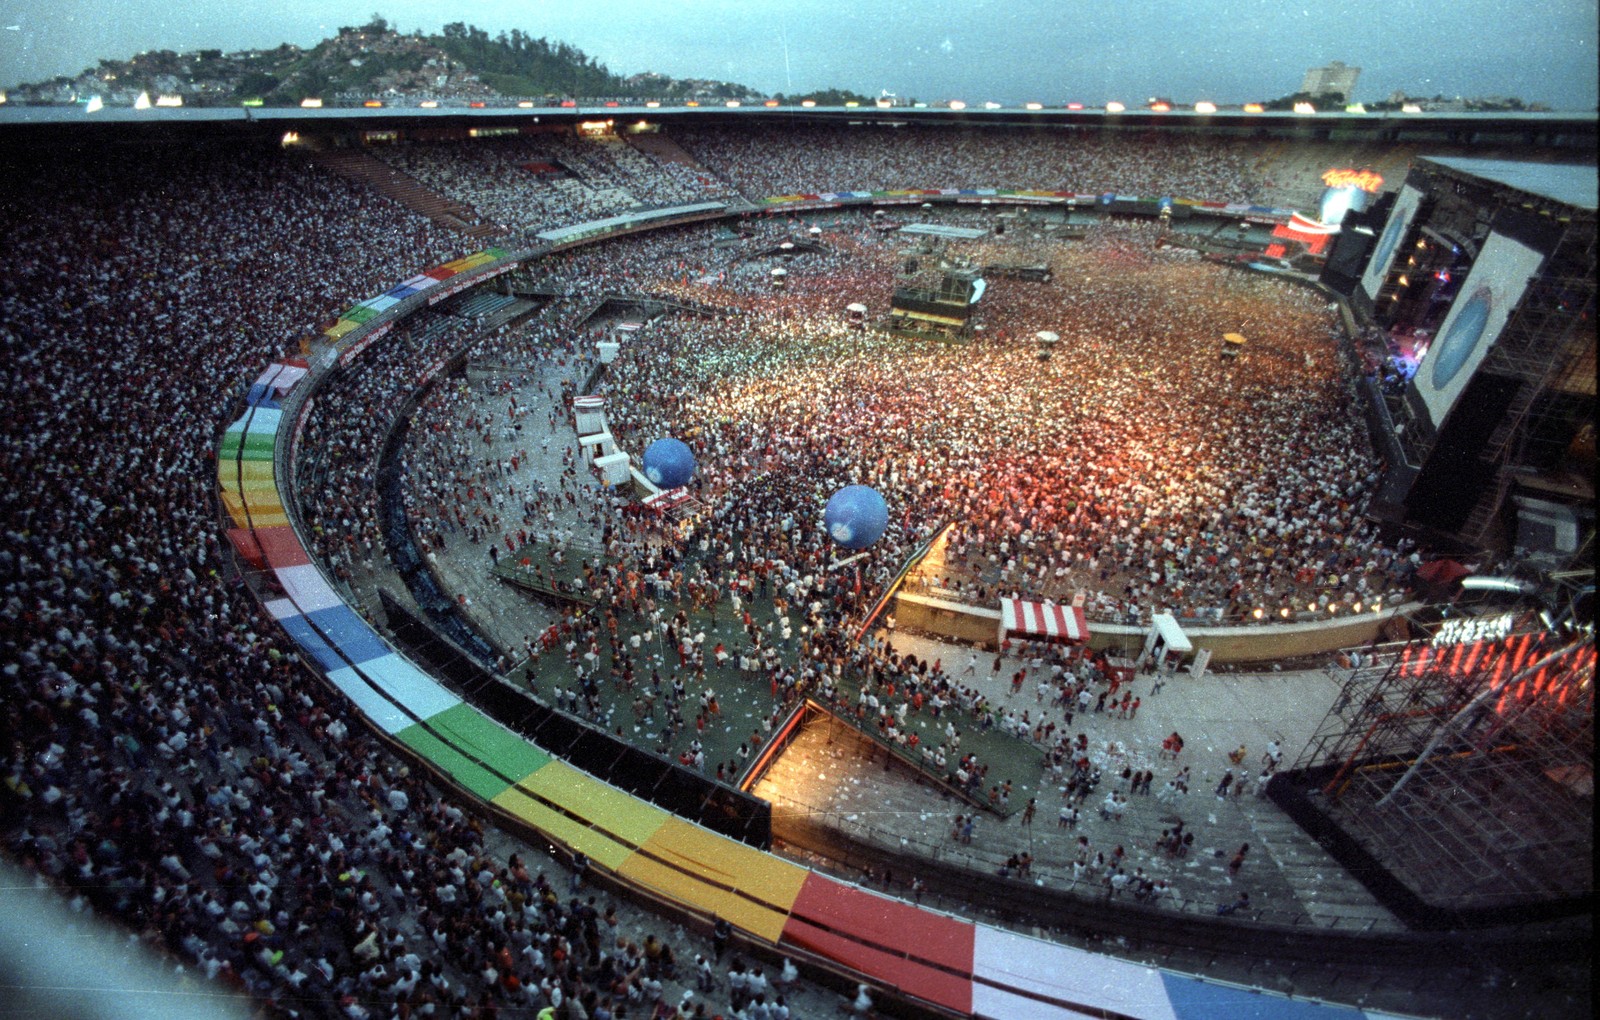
xmin=626 ymin=131 xmax=702 ymax=167
xmin=626 ymin=132 xmax=742 ymax=201
xmin=310 ymin=148 xmax=507 ymax=241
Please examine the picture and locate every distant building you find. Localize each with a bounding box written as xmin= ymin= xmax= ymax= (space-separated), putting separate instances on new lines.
xmin=1301 ymin=61 xmax=1361 ymax=102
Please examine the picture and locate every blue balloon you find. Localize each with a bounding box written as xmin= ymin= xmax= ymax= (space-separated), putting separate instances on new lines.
xmin=643 ymin=438 xmax=696 ymax=489
xmin=824 ymin=485 xmax=888 ymax=550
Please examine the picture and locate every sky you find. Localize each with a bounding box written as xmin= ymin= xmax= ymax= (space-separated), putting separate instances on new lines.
xmin=1 ymin=0 xmax=1596 ymax=108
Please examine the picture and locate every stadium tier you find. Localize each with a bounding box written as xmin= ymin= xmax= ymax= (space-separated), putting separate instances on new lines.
xmin=5 ymin=117 xmax=1590 ymax=1020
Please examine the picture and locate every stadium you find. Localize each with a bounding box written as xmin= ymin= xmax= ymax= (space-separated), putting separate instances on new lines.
xmin=0 ymin=95 xmax=1594 ymax=1020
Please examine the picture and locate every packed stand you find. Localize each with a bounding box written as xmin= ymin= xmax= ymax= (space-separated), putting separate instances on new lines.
xmin=0 ymin=126 xmax=1426 ymax=1019
xmin=0 ymin=140 xmax=760 ymax=1019
xmin=671 ymin=124 xmax=1272 ymax=204
xmin=370 ymin=132 xmax=732 ymax=243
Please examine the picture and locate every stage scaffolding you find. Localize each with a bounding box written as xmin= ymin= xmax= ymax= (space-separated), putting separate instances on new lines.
xmin=1287 ymin=629 xmax=1594 ymax=918
xmin=1457 ymin=214 xmax=1597 ymax=546
xmin=1379 ymin=158 xmax=1598 ymax=549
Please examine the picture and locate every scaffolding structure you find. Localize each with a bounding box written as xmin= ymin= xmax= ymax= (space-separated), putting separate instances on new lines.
xmin=1458 ymin=210 xmax=1597 ymax=545
xmin=1289 ymin=627 xmax=1594 ymax=918
xmin=1367 ymin=157 xmax=1596 ymax=552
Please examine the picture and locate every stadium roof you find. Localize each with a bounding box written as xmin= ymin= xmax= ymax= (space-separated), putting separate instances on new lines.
xmin=2 ymin=103 xmax=1597 ymax=129
xmin=1421 ymin=156 xmax=1598 ymax=212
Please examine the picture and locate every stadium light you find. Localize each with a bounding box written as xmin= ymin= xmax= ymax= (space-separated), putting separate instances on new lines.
xmin=948 ymin=100 xmax=967 ymax=110
xmin=155 ymin=94 xmax=183 ymax=107
xmin=1104 ymin=101 xmax=1125 ymax=113
xmin=725 ymin=100 xmax=741 ymax=107
xmin=363 ymin=99 xmax=382 ymax=108
xmin=1345 ymin=102 xmax=1367 ymax=114
xmin=1243 ymin=103 xmax=1264 ymax=113
xmin=517 ymin=101 xmax=534 ymax=108
xmin=300 ymin=97 xmax=323 ymax=108
xmin=1066 ymin=102 xmax=1084 ymax=110
xmin=1293 ymin=101 xmax=1316 ymax=115
xmin=801 ymin=99 xmax=816 ymax=107
xmin=983 ymin=101 xmax=1001 ymax=109
xmin=764 ymin=99 xmax=780 ymax=107
xmin=645 ymin=101 xmax=660 ymax=108
xmin=1025 ymin=102 xmax=1043 ymax=110
xmin=1401 ymin=103 xmax=1423 ymax=113
xmin=419 ymin=100 xmax=438 ymax=108
xmin=844 ymin=100 xmax=860 ymax=107
xmin=134 ymin=91 xmax=152 ymax=110
xmin=85 ymin=95 xmax=103 ymax=113
xmin=1194 ymin=101 xmax=1217 ymax=113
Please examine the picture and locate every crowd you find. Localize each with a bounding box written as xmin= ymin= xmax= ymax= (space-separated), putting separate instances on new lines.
xmin=543 ymin=214 xmax=1415 ymax=626
xmin=0 ymin=122 xmax=1437 ymax=1019
xmin=670 ymin=124 xmax=1276 ymax=205
xmin=350 ymin=123 xmax=1395 ymax=255
xmin=0 ymin=140 xmax=786 ymax=1020
xmin=370 ymin=132 xmax=724 ymax=242
xmin=344 ymin=206 xmax=1415 ymax=914
xmin=394 ymin=304 xmax=615 ymax=574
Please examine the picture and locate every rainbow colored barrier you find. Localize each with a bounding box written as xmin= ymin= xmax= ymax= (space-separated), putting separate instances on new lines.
xmin=322 ymin=247 xmax=516 ymax=341
xmin=220 ymin=243 xmax=1415 ymax=1020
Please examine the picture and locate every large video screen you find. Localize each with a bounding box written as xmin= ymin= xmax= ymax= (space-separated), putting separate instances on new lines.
xmin=1358 ymin=183 xmax=1423 ymax=301
xmin=1409 ymin=230 xmax=1544 ymax=428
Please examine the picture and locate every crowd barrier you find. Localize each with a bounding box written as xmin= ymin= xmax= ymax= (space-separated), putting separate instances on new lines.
xmin=217 ymin=206 xmax=1418 ymax=1019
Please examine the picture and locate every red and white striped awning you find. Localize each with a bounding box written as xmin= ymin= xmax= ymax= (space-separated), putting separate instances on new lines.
xmin=1001 ymin=598 xmax=1090 ymax=643
xmin=641 ymin=487 xmax=693 ymax=513
xmin=616 ymin=321 xmax=643 ymax=332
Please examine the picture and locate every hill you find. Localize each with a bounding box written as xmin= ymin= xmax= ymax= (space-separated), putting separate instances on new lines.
xmin=2 ymin=17 xmax=766 ymax=106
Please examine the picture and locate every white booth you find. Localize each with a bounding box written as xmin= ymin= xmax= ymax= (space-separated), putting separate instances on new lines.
xmin=578 ymin=431 xmax=616 ymax=465
xmin=573 ymin=396 xmax=606 ymax=436
xmin=593 ymin=451 xmax=632 ymax=486
xmin=1142 ymin=612 xmax=1193 ymax=673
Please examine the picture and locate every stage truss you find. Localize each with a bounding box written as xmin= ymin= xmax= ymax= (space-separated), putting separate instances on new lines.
xmin=1291 ymin=628 xmax=1594 ymax=915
